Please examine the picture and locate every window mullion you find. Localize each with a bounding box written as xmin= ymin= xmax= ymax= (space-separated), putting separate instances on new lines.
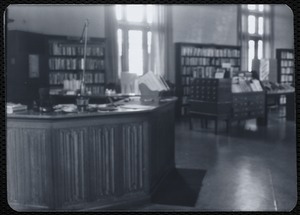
xmin=123 ymin=28 xmax=129 ymax=72
xmin=142 ymin=30 xmax=148 ymax=75
xmin=254 ymin=39 xmax=258 ymax=59
xmin=255 ymin=14 xmax=259 ymax=36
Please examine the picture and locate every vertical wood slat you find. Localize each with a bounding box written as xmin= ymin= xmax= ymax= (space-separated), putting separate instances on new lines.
xmin=53 ymin=128 xmax=88 ymax=207
xmin=88 ymin=126 xmax=116 ymax=201
xmin=122 ymin=123 xmax=145 ymax=193
xmin=7 ymin=127 xmax=50 ymax=208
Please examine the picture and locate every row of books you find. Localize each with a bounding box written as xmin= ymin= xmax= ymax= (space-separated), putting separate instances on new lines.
xmin=85 ymin=86 xmax=105 ymax=95
xmin=181 ymin=57 xmax=210 ymax=66
xmin=181 ymin=47 xmax=240 ymax=58
xmin=78 ymin=73 xmax=105 ymax=84
xmin=49 ymin=42 xmax=105 ymax=56
xmin=218 ymin=59 xmax=240 ymax=66
xmin=280 ymin=52 xmax=294 ymax=59
xmin=192 ymin=67 xmax=226 ymax=79
xmin=49 ymin=58 xmax=105 ymax=70
xmin=281 ymin=60 xmax=294 ymax=67
xmin=215 ymin=49 xmax=240 ymax=58
xmin=281 ymin=67 xmax=294 ymax=74
xmin=181 ymin=57 xmax=240 ymax=67
xmin=280 ymin=75 xmax=293 ymax=83
xmin=191 ymin=66 xmax=217 ymax=79
xmin=49 ymin=72 xmax=105 ymax=85
xmin=50 ymin=85 xmax=105 ymax=96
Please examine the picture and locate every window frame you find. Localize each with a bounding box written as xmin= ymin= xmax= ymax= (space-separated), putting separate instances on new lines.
xmin=115 ymin=5 xmax=153 ymax=75
xmin=239 ymin=4 xmax=272 ymax=72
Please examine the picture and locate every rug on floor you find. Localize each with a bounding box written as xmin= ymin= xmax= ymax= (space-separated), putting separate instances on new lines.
xmin=151 ymin=168 xmax=206 ymax=207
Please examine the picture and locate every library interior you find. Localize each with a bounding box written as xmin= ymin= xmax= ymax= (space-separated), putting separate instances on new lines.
xmin=5 ymin=4 xmax=296 ymax=212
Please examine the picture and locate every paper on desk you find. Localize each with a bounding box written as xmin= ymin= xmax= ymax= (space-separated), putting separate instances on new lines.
xmin=137 ymin=71 xmax=169 ymax=92
xmin=121 ymin=104 xmax=155 ymax=110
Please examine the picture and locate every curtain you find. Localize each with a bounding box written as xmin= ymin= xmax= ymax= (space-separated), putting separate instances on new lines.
xmin=262 ymin=5 xmax=274 ymax=59
xmin=238 ymin=5 xmax=249 ymax=72
xmin=149 ymin=5 xmax=170 ymax=78
xmin=105 ymin=5 xmax=120 ymax=85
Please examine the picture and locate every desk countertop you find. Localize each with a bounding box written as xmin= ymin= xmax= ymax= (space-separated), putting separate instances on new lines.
xmin=266 ymin=90 xmax=294 ymax=95
xmin=7 ymin=97 xmax=177 ymax=120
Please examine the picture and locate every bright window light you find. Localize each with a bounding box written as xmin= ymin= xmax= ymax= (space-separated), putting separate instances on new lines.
xmin=147 ymin=5 xmax=154 ymax=24
xmin=128 ymin=30 xmax=143 ymax=75
xmin=248 ymin=5 xmax=256 ymax=10
xmin=126 ymin=5 xmax=144 ymax=23
xmin=116 ymin=5 xmax=122 ymax=21
xmin=248 ymin=15 xmax=256 ymax=34
xmin=117 ymin=29 xmax=123 ymax=56
xmin=258 ymin=40 xmax=263 ymax=60
xmin=258 ymin=5 xmax=264 ymax=12
xmin=147 ymin=31 xmax=152 ymax=54
xmin=258 ymin=17 xmax=264 ymax=35
xmin=248 ymin=40 xmax=255 ymax=71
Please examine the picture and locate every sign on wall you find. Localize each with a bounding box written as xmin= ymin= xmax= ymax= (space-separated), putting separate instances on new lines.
xmin=28 ymin=54 xmax=39 ymax=78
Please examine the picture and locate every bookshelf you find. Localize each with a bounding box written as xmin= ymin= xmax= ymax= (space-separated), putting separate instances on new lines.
xmin=175 ymin=43 xmax=241 ymax=116
xmin=48 ymin=37 xmax=106 ymax=95
xmin=276 ymin=49 xmax=294 ymax=105
xmin=276 ymin=49 xmax=294 ymax=85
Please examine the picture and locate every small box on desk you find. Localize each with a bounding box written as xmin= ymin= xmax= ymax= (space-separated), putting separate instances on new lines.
xmin=137 ymin=71 xmax=170 ymax=106
xmin=139 ymin=83 xmax=160 ymax=106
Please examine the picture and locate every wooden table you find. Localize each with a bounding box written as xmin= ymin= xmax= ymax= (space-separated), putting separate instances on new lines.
xmin=7 ymin=98 xmax=176 ymax=211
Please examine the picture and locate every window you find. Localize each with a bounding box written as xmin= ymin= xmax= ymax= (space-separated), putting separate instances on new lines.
xmin=115 ymin=5 xmax=154 ymax=76
xmin=239 ymin=5 xmax=272 ymax=72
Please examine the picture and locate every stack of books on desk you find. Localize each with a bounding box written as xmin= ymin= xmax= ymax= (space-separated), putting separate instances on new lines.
xmin=6 ymin=103 xmax=27 ymax=114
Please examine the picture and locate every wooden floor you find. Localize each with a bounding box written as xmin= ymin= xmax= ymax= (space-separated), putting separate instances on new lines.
xmin=127 ymin=108 xmax=297 ymax=211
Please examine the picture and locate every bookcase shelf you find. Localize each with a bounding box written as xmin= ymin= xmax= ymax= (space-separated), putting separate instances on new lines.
xmin=175 ymin=42 xmax=241 ymax=116
xmin=276 ymin=49 xmax=294 ymax=85
xmin=276 ymin=49 xmax=294 ymax=105
xmin=48 ymin=37 xmax=106 ymax=96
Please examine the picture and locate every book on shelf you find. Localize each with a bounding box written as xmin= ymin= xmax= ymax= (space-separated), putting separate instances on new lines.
xmin=280 ymin=52 xmax=294 ymax=59
xmin=215 ymin=69 xmax=226 ymax=79
xmin=49 ymin=41 xmax=104 ymax=57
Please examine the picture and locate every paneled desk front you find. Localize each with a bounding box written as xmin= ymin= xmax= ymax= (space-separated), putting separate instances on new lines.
xmin=7 ymin=98 xmax=176 ymax=211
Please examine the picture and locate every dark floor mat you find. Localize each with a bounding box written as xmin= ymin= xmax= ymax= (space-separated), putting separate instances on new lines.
xmin=151 ymin=168 xmax=206 ymax=207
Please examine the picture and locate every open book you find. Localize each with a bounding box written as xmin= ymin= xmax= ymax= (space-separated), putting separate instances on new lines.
xmin=137 ymin=71 xmax=169 ymax=92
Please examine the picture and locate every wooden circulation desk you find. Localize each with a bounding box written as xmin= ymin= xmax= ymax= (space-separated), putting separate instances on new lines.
xmin=7 ymin=98 xmax=176 ymax=211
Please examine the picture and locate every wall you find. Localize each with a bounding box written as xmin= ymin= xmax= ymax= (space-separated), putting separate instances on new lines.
xmin=273 ymin=5 xmax=294 ymax=56
xmin=168 ymin=5 xmax=238 ymax=82
xmin=172 ymin=5 xmax=238 ymax=45
xmin=6 ymin=5 xmax=105 ymax=37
